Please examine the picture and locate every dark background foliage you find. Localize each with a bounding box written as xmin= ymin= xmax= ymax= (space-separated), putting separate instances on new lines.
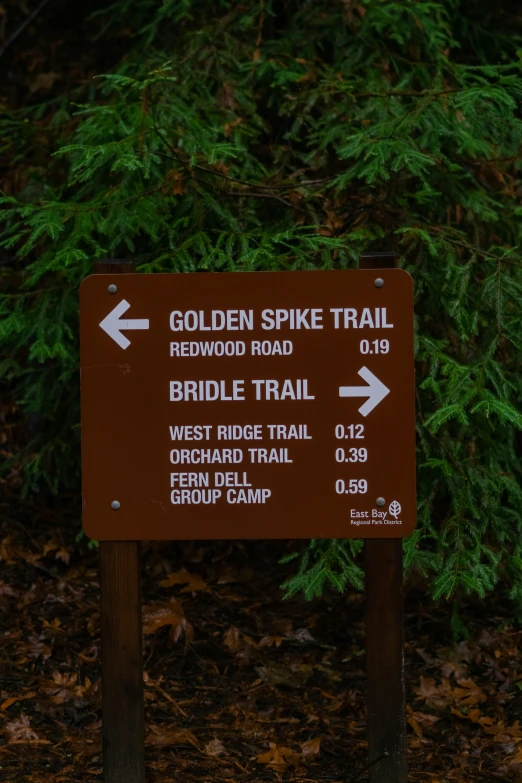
xmin=2 ymin=0 xmax=522 ymax=613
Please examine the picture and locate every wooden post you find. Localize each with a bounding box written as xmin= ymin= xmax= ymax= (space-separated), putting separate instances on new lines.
xmin=94 ymin=260 xmax=145 ymax=783
xmin=359 ymin=252 xmax=406 ymax=783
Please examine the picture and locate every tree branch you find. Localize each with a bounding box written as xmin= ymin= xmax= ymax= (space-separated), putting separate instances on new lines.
xmin=0 ymin=0 xmax=53 ymax=59
xmin=425 ymin=226 xmax=522 ymax=268
xmin=353 ymin=87 xmax=465 ymax=99
xmin=152 ymin=115 xmax=337 ymax=191
xmin=222 ymin=189 xmax=300 ymax=210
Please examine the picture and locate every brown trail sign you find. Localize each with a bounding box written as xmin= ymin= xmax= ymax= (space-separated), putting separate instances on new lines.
xmin=80 ymin=268 xmax=415 ymax=541
xmin=82 ymin=259 xmax=415 ymax=783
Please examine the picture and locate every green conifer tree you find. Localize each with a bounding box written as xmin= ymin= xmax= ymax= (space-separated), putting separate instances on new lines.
xmin=2 ymin=0 xmax=522 ymax=609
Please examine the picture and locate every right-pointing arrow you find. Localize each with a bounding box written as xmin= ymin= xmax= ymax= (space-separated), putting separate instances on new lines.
xmin=339 ymin=366 xmax=390 ymax=417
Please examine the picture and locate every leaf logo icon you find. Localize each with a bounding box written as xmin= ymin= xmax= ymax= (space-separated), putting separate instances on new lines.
xmin=389 ymin=501 xmax=401 ymax=519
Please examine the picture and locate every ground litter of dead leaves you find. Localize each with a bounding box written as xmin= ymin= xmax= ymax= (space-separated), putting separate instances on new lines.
xmin=0 ymin=502 xmax=522 ymax=782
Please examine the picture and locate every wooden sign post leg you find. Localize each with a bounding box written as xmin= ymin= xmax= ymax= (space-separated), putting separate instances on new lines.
xmin=359 ymin=252 xmax=406 ymax=783
xmin=365 ymin=539 xmax=405 ymax=782
xmin=100 ymin=541 xmax=144 ymax=783
xmin=93 ymin=260 xmax=145 ymax=783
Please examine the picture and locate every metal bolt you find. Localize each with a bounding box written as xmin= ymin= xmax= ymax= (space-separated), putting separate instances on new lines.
xmin=374 ymin=278 xmax=384 ymax=288
xmin=111 ymin=500 xmax=121 ymax=510
xmin=108 ymin=284 xmax=118 ymax=294
xmin=376 ymin=497 xmax=386 ymax=507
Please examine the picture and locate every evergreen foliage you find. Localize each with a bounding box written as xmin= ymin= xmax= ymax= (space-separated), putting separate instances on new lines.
xmin=2 ymin=0 xmax=522 ymax=606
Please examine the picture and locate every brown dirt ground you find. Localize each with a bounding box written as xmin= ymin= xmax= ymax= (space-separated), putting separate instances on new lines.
xmin=0 ymin=500 xmax=521 ymax=782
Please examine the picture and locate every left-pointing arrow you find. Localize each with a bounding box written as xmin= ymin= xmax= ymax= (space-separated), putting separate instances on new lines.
xmin=99 ymin=299 xmax=150 ymax=350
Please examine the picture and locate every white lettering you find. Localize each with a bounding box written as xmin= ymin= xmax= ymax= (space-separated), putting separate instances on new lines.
xmin=214 ymin=472 xmax=252 ymax=487
xmin=329 ymin=307 xmax=394 ymax=329
xmin=250 ymin=379 xmax=314 ymax=400
xmin=248 ymin=448 xmax=292 ymax=463
xmin=169 ymin=380 xmax=245 ymax=401
xmin=169 ymin=425 xmax=212 ymax=440
xmin=170 ymin=472 xmax=209 ymax=487
xmin=169 ymin=310 xmax=254 ymax=332
xmin=217 ymin=424 xmax=263 ymax=440
xmin=227 ymin=488 xmax=271 ymax=504
xmin=251 ymin=340 xmax=292 ymax=356
xmin=170 ymin=449 xmax=243 ymax=464
xmin=266 ymin=424 xmax=312 ymax=440
xmin=171 ymin=489 xmax=222 ymax=504
xmin=261 ymin=309 xmax=323 ymax=330
xmin=170 ymin=341 xmax=246 ymax=357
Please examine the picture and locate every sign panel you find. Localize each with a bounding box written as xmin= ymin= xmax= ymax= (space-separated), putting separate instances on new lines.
xmin=80 ymin=270 xmax=416 ymax=540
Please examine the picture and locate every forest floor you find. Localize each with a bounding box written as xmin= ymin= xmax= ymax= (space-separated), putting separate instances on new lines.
xmin=0 ymin=501 xmax=521 ymax=783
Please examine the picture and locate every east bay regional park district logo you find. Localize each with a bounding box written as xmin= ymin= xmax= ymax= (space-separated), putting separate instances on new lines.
xmin=350 ymin=499 xmax=402 ymax=527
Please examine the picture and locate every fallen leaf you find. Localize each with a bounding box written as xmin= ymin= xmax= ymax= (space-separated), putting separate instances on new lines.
xmin=0 ymin=581 xmax=18 ymax=597
xmin=25 ymin=635 xmax=52 ymax=661
xmin=0 ymin=537 xmax=16 ymax=564
xmin=415 ymin=676 xmax=438 ymax=701
xmin=5 ymin=713 xmax=41 ymax=743
xmin=41 ymin=671 xmax=90 ymax=704
xmin=407 ymin=705 xmax=423 ymax=738
xmin=143 ymin=598 xmax=193 ymax=643
xmin=223 ymin=626 xmax=242 ymax=652
xmin=1 ymin=696 xmax=19 ymax=711
xmin=257 ymin=742 xmax=301 ymax=770
xmin=205 ymin=738 xmax=226 ymax=756
xmin=30 ymin=72 xmax=60 ymax=92
xmin=414 ymin=676 xmax=452 ymax=710
xmin=42 ymin=618 xmax=62 ymax=632
xmin=55 ymin=547 xmax=70 ymax=564
xmin=146 ymin=725 xmax=198 ymax=747
xmin=291 ymin=627 xmax=317 ymax=643
xmin=452 ymin=677 xmax=486 ymax=707
xmin=158 ymin=568 xmax=208 ymax=593
xmin=439 ymin=642 xmax=471 ymax=679
xmin=259 ymin=635 xmax=283 ymax=648
xmin=407 ymin=705 xmax=439 ymax=729
xmin=301 ymin=737 xmax=321 ymax=757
